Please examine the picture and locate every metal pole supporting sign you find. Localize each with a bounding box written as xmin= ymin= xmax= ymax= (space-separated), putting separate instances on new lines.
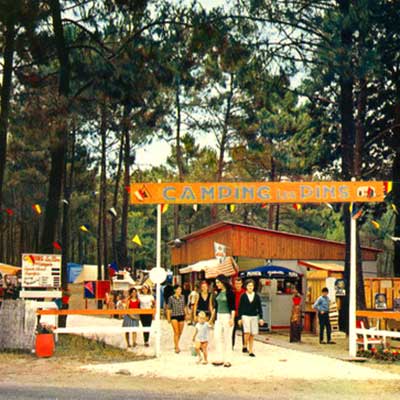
xmin=349 ymin=202 xmax=357 ymax=357
xmin=150 ymin=200 xmax=167 ymax=358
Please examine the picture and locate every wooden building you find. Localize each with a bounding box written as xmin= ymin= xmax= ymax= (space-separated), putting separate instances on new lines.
xmin=170 ymin=221 xmax=380 ymax=270
xmin=171 ymin=221 xmax=382 ymax=330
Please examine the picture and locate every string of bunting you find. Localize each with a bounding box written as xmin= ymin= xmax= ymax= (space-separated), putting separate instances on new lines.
xmin=0 ymin=181 xmax=397 ymax=248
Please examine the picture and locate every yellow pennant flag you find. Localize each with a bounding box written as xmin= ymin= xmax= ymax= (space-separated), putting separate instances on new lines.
xmin=371 ymin=220 xmax=380 ymax=229
xmin=161 ymin=204 xmax=169 ymax=214
xmin=293 ymin=203 xmax=302 ymax=211
xmin=132 ymin=234 xmax=142 ymax=246
xmin=80 ymin=224 xmax=90 ymax=233
xmin=32 ymin=204 xmax=42 ymax=215
xmin=392 ymin=204 xmax=398 ymax=215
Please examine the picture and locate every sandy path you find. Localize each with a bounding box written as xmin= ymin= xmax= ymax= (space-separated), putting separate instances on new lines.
xmin=63 ymin=315 xmax=400 ymax=381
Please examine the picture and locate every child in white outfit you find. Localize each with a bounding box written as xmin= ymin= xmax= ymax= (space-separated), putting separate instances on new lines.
xmin=192 ymin=311 xmax=210 ymax=364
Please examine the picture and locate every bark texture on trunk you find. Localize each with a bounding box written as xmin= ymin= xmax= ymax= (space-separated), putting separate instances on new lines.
xmin=0 ymin=14 xmax=16 ymax=261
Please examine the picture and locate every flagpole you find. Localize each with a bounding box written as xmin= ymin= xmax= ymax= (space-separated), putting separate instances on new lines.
xmin=155 ymin=202 xmax=162 ymax=357
xmin=349 ymin=202 xmax=357 ymax=357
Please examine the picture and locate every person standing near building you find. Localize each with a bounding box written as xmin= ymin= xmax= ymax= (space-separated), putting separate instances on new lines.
xmin=232 ymin=277 xmax=246 ymax=351
xmin=187 ymin=284 xmax=199 ymax=325
xmin=212 ymin=274 xmax=235 ymax=368
xmin=290 ymin=287 xmax=302 ymax=343
xmin=313 ymin=287 xmax=335 ymax=344
xmin=167 ymin=284 xmax=188 ymax=353
xmin=138 ymin=284 xmax=155 ymax=347
xmin=122 ymin=288 xmax=140 ymax=348
xmin=193 ymin=281 xmax=214 ymax=321
xmin=238 ymin=279 xmax=264 ymax=357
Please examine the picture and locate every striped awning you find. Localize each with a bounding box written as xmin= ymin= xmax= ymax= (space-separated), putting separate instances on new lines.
xmin=179 ymin=257 xmax=238 ymax=278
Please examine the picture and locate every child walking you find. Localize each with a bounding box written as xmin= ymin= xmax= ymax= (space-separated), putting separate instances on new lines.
xmin=192 ymin=311 xmax=209 ymax=364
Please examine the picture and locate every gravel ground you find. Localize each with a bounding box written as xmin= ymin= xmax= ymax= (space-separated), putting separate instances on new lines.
xmin=64 ymin=315 xmax=400 ymax=381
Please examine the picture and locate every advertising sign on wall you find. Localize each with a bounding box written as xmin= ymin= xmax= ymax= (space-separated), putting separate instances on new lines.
xmin=21 ymin=253 xmax=62 ymax=288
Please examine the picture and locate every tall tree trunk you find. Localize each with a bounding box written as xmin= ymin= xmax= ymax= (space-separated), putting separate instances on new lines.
xmin=120 ymin=105 xmax=131 ymax=268
xmin=392 ymin=78 xmax=400 ymax=276
xmin=268 ymin=155 xmax=276 ymax=229
xmin=60 ymin=125 xmax=76 ymax=291
xmin=354 ymin=77 xmax=367 ymax=310
xmin=212 ymin=73 xmax=234 ymax=222
xmin=100 ymin=104 xmax=109 ymax=280
xmin=0 ymin=14 xmax=16 ymax=261
xmin=41 ymin=0 xmax=70 ymax=253
xmin=111 ymin=132 xmax=124 ymax=266
xmin=337 ymin=0 xmax=358 ymax=333
xmin=174 ymin=76 xmax=184 ymax=238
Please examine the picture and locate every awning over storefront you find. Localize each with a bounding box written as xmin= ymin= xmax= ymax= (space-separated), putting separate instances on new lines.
xmin=298 ymin=260 xmax=344 ymax=272
xmin=0 ymin=263 xmax=21 ymax=275
xmin=179 ymin=257 xmax=238 ymax=278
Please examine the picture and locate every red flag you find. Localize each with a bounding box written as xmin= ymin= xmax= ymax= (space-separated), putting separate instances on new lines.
xmin=261 ymin=204 xmax=268 ymax=209
xmin=5 ymin=208 xmax=14 ymax=216
xmin=161 ymin=204 xmax=169 ymax=213
xmin=384 ymin=181 xmax=393 ymax=194
xmin=125 ymin=186 xmax=131 ymax=193
xmin=52 ymin=241 xmax=62 ymax=251
xmin=293 ymin=204 xmax=302 ymax=211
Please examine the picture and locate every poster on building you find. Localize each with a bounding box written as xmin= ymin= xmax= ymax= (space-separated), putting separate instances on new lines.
xmin=21 ymin=253 xmax=62 ymax=288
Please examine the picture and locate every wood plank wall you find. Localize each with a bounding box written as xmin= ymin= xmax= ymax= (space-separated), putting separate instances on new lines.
xmin=171 ymin=224 xmax=379 ymax=265
xmin=364 ymin=278 xmax=400 ymax=309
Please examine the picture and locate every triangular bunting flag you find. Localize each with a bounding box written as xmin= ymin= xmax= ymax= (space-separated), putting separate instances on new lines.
xmin=5 ymin=208 xmax=14 ymax=216
xmin=80 ymin=224 xmax=90 ymax=233
xmin=371 ymin=220 xmax=380 ymax=229
xmin=52 ymin=241 xmax=62 ymax=251
xmin=192 ymin=204 xmax=200 ymax=212
xmin=62 ymin=199 xmax=69 ymax=205
xmin=293 ymin=204 xmax=302 ymax=211
xmin=108 ymin=207 xmax=117 ymax=217
xmin=384 ymin=181 xmax=393 ymax=194
xmin=326 ymin=203 xmax=334 ymax=210
xmin=261 ymin=204 xmax=268 ymax=209
xmin=392 ymin=204 xmax=398 ymax=215
xmin=32 ymin=204 xmax=42 ymax=215
xmin=351 ymin=207 xmax=363 ymax=220
xmin=161 ymin=204 xmax=169 ymax=214
xmin=226 ymin=204 xmax=236 ymax=213
xmin=132 ymin=234 xmax=142 ymax=246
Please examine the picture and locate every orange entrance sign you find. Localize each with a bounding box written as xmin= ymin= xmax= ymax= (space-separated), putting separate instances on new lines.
xmin=130 ymin=181 xmax=386 ymax=205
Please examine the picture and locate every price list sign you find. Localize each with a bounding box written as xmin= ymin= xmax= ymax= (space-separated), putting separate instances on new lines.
xmin=22 ymin=253 xmax=62 ymax=288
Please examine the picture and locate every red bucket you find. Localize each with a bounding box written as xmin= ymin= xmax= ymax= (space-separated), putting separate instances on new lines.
xmin=35 ymin=333 xmax=55 ymax=358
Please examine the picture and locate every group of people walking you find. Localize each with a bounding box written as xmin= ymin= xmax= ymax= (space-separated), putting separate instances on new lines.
xmin=121 ymin=275 xmax=335 ymax=364
xmin=165 ymin=275 xmax=264 ymax=367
